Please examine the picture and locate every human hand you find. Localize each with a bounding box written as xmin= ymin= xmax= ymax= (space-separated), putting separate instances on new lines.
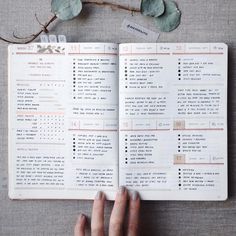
xmin=74 ymin=187 xmax=140 ymax=236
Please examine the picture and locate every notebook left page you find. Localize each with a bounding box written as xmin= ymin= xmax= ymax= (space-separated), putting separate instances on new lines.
xmin=8 ymin=43 xmax=119 ymax=200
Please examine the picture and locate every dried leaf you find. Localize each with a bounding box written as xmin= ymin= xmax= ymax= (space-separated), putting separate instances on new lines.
xmin=51 ymin=0 xmax=82 ymax=20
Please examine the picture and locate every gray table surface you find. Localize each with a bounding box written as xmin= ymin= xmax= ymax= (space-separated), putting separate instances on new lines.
xmin=1 ymin=0 xmax=236 ymax=235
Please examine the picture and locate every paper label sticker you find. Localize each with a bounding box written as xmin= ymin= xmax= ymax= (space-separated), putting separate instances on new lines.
xmin=40 ymin=35 xmax=49 ymax=43
xmin=121 ymin=19 xmax=160 ymax=42
xmin=49 ymin=35 xmax=57 ymax=43
xmin=58 ymin=35 xmax=67 ymax=43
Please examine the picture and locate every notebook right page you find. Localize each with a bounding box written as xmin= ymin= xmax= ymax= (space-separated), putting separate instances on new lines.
xmin=119 ymin=43 xmax=228 ymax=200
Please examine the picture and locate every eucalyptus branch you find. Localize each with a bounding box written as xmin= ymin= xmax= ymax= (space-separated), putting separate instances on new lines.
xmin=0 ymin=0 xmax=180 ymax=44
xmin=83 ymin=0 xmax=140 ymax=13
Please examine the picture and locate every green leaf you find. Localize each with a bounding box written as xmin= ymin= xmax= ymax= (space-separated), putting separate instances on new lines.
xmin=51 ymin=0 xmax=82 ymax=21
xmin=154 ymin=0 xmax=181 ymax=32
xmin=141 ymin=0 xmax=165 ymax=17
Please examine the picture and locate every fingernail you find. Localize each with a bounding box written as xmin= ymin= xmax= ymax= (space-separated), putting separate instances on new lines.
xmin=95 ymin=191 xmax=103 ymax=200
xmin=78 ymin=214 xmax=86 ymax=223
xmin=118 ymin=186 xmax=126 ymax=195
xmin=131 ymin=191 xmax=139 ymax=201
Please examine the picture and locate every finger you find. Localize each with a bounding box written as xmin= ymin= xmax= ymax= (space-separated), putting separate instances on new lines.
xmin=91 ymin=191 xmax=105 ymax=236
xmin=127 ymin=191 xmax=140 ymax=236
xmin=74 ymin=214 xmax=86 ymax=236
xmin=109 ymin=186 xmax=128 ymax=236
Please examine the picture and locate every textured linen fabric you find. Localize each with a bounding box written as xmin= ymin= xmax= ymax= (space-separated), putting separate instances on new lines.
xmin=0 ymin=0 xmax=236 ymax=235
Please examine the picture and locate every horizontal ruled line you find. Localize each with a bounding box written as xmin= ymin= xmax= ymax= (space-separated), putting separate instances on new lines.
xmin=68 ymin=53 xmax=117 ymax=55
xmin=70 ymin=163 xmax=118 ymax=168
xmin=16 ymin=142 xmax=66 ymax=145
xmin=173 ymin=83 xmax=225 ymax=86
xmin=15 ymin=52 xmax=65 ymax=55
xmin=122 ymin=188 xmax=172 ymax=191
xmin=120 ymin=129 xmax=170 ymax=131
xmin=119 ymin=92 xmax=169 ymax=94
xmin=16 ymin=112 xmax=65 ymax=115
xmin=68 ymin=129 xmax=117 ymax=131
xmin=67 ymin=188 xmax=116 ymax=191
xmin=174 ymin=163 xmax=224 ymax=165
xmin=69 ymin=117 xmax=117 ymax=120
xmin=173 ymin=128 xmax=224 ymax=131
xmin=121 ymin=53 xmax=170 ymax=55
xmin=39 ymin=89 xmax=54 ymax=91
xmin=16 ymin=80 xmax=65 ymax=82
xmin=69 ymin=103 xmax=117 ymax=106
xmin=120 ymin=166 xmax=171 ymax=170
xmin=172 ymin=116 xmax=224 ymax=119
xmin=120 ymin=117 xmax=172 ymax=120
xmin=38 ymin=100 xmax=58 ymax=103
xmin=172 ymin=52 xmax=224 ymax=55
xmin=15 ymin=187 xmax=65 ymax=190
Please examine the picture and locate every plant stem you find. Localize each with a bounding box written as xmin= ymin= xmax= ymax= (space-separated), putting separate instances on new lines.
xmin=83 ymin=0 xmax=140 ymax=12
xmin=0 ymin=15 xmax=57 ymax=44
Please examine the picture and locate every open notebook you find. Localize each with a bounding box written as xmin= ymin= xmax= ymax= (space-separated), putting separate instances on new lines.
xmin=8 ymin=43 xmax=228 ymax=200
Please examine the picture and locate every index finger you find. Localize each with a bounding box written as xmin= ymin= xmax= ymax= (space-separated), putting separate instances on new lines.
xmin=91 ymin=191 xmax=105 ymax=236
xmin=109 ymin=186 xmax=128 ymax=236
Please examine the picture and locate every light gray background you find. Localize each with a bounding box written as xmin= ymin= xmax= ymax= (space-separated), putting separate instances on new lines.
xmin=0 ymin=0 xmax=236 ymax=235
